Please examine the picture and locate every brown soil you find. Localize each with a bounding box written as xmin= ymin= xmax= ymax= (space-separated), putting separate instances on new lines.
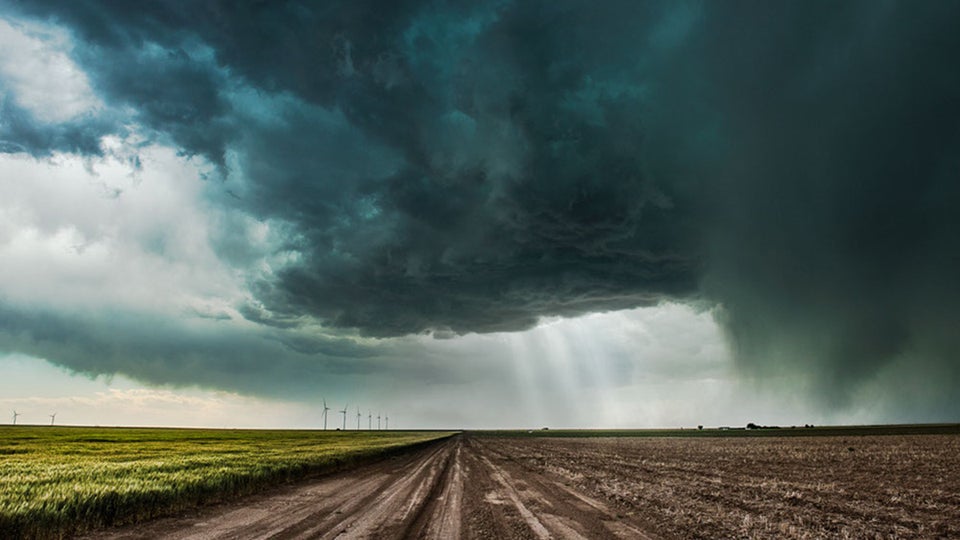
xmin=480 ymin=434 xmax=960 ymax=539
xmin=81 ymin=433 xmax=960 ymax=539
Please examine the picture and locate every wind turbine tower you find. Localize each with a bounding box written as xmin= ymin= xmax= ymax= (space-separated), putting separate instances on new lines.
xmin=12 ymin=411 xmax=20 ymax=425
xmin=356 ymin=406 xmax=361 ymax=430
xmin=340 ymin=404 xmax=348 ymax=430
xmin=322 ymin=399 xmax=331 ymax=430
xmin=368 ymin=411 xmax=372 ymax=430
xmin=377 ymin=412 xmax=381 ymax=430
xmin=49 ymin=413 xmax=57 ymax=426
xmin=385 ymin=414 xmax=389 ymax=430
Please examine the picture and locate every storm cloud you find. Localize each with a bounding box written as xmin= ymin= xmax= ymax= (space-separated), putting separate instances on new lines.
xmin=1 ymin=1 xmax=959 ymax=415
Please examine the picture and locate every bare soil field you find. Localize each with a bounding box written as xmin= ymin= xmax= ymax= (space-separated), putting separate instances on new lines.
xmin=486 ymin=434 xmax=960 ymax=539
xmin=84 ymin=433 xmax=960 ymax=539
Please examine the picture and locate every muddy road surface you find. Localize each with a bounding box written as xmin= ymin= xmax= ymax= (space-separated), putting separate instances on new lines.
xmin=84 ymin=435 xmax=653 ymax=540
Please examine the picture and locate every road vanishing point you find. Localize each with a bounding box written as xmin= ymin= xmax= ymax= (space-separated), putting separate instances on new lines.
xmin=83 ymin=434 xmax=654 ymax=539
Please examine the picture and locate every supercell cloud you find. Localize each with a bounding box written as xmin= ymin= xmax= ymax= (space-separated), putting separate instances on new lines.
xmin=0 ymin=1 xmax=958 ymax=418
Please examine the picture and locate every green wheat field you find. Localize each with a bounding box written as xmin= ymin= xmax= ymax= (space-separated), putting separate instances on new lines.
xmin=0 ymin=426 xmax=453 ymax=539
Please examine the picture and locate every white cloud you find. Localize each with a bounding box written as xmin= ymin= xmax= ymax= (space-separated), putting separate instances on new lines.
xmin=0 ymin=16 xmax=101 ymax=123
xmin=0 ymin=146 xmax=246 ymax=318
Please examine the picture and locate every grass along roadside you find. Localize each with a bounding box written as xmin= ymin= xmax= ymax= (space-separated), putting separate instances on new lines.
xmin=0 ymin=426 xmax=455 ymax=539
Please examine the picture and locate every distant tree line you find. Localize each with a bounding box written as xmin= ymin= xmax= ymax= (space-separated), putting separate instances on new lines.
xmin=745 ymin=423 xmax=815 ymax=430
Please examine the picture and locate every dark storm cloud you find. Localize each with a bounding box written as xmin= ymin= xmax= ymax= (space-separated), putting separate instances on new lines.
xmin=227 ymin=0 xmax=702 ymax=336
xmin=0 ymin=301 xmax=432 ymax=398
xmin=2 ymin=1 xmax=960 ymax=413
xmin=0 ymin=96 xmax=112 ymax=156
xmin=693 ymin=2 xmax=960 ymax=407
xmin=84 ymin=43 xmax=233 ymax=166
xmin=5 ymin=0 xmax=701 ymax=335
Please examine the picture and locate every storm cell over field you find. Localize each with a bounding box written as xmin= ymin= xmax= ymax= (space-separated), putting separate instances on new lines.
xmin=0 ymin=1 xmax=958 ymax=428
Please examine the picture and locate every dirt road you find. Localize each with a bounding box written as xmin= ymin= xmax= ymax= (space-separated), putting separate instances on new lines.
xmin=84 ymin=435 xmax=654 ymax=540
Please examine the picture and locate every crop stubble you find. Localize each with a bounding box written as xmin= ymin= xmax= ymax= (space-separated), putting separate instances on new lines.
xmin=482 ymin=434 xmax=960 ymax=538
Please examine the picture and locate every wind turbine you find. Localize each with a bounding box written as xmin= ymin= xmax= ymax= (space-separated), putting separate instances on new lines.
xmin=377 ymin=412 xmax=381 ymax=430
xmin=385 ymin=414 xmax=389 ymax=430
xmin=12 ymin=411 xmax=20 ymax=425
xmin=340 ymin=404 xmax=348 ymax=430
xmin=356 ymin=406 xmax=361 ymax=430
xmin=368 ymin=411 xmax=372 ymax=430
xmin=49 ymin=413 xmax=57 ymax=426
xmin=322 ymin=399 xmax=330 ymax=430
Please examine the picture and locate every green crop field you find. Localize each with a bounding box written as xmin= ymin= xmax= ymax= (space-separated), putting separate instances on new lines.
xmin=0 ymin=426 xmax=454 ymax=539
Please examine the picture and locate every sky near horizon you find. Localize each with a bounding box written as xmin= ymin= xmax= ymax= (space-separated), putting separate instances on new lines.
xmin=1 ymin=1 xmax=958 ymax=429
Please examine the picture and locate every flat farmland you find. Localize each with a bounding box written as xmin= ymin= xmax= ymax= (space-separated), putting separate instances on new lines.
xmin=480 ymin=433 xmax=960 ymax=539
xmin=78 ymin=429 xmax=959 ymax=539
xmin=0 ymin=427 xmax=453 ymax=539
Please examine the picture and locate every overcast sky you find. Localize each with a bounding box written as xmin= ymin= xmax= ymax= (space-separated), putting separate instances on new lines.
xmin=1 ymin=1 xmax=957 ymax=429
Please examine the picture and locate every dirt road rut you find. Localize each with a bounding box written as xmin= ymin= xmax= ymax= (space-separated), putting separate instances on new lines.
xmin=85 ymin=435 xmax=655 ymax=540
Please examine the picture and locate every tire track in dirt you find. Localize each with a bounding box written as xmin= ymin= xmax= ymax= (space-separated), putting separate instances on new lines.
xmin=81 ymin=442 xmax=452 ymax=540
xmin=326 ymin=440 xmax=452 ymax=539
xmin=82 ymin=435 xmax=660 ymax=540
xmin=467 ymin=438 xmax=657 ymax=540
xmin=412 ymin=439 xmax=464 ymax=538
